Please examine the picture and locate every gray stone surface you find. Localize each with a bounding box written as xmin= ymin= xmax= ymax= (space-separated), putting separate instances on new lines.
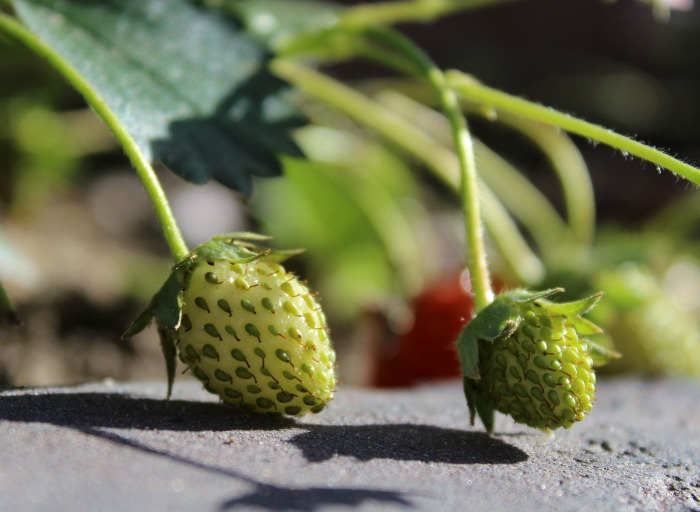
xmin=0 ymin=377 xmax=698 ymax=512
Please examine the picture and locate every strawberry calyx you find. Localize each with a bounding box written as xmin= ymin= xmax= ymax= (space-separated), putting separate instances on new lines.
xmin=456 ymin=288 xmax=618 ymax=434
xmin=123 ymin=232 xmax=305 ymax=398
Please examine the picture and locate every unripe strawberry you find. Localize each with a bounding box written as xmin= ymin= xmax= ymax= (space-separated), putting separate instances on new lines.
xmin=457 ymin=289 xmax=617 ymax=433
xmin=593 ymin=263 xmax=700 ymax=377
xmin=478 ymin=300 xmax=596 ymax=430
xmin=124 ymin=233 xmax=337 ymax=416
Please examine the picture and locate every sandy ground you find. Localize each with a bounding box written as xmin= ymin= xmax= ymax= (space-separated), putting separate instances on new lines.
xmin=1 ymin=377 xmax=698 ymax=512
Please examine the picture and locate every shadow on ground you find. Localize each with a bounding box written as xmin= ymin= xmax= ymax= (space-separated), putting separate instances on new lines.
xmin=0 ymin=388 xmax=528 ymax=510
xmin=0 ymin=390 xmax=528 ymax=464
xmin=0 ymin=390 xmax=293 ymax=430
xmin=290 ymin=423 xmax=528 ymax=464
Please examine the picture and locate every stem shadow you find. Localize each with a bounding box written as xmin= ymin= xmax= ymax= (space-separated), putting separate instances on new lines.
xmin=0 ymin=388 xmax=528 ymax=510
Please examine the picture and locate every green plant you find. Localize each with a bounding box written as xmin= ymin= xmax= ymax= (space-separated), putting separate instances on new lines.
xmin=123 ymin=233 xmax=337 ymax=415
xmin=1 ymin=0 xmax=698 ymax=432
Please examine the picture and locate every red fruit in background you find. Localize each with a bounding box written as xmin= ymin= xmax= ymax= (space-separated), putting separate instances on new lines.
xmin=372 ymin=272 xmax=475 ymax=388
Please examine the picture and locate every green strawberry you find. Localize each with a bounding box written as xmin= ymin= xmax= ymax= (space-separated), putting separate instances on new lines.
xmin=457 ymin=289 xmax=617 ymax=433
xmin=593 ymin=263 xmax=700 ymax=377
xmin=124 ymin=232 xmax=337 ymax=416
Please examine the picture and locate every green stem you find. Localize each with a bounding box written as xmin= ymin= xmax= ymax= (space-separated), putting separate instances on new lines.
xmin=339 ymin=0 xmax=519 ymax=27
xmin=374 ymin=90 xmax=573 ymax=259
xmin=429 ymin=69 xmax=493 ymax=309
xmin=499 ymin=115 xmax=595 ymax=247
xmin=0 ymin=13 xmax=189 ymax=262
xmin=447 ymin=71 xmax=700 ymax=187
xmin=271 ymin=58 xmax=540 ymax=286
xmin=357 ymin=26 xmax=494 ymax=308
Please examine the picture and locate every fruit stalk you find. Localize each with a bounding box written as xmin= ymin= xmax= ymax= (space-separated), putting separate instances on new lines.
xmin=0 ymin=12 xmax=189 ymax=262
xmin=339 ymin=0 xmax=519 ymax=27
xmin=353 ymin=26 xmax=495 ymax=310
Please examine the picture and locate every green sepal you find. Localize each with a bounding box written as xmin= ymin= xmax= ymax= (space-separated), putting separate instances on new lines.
xmin=463 ymin=378 xmax=497 ymax=434
xmin=456 ymin=299 xmax=520 ymax=380
xmin=194 ymin=232 xmax=304 ymax=266
xmin=211 ymin=231 xmax=273 ymax=244
xmin=152 ymin=272 xmax=183 ymax=330
xmin=261 ymin=247 xmax=306 ymax=264
xmin=540 ymin=292 xmax=604 ymax=317
xmin=587 ymin=339 xmax=621 ymax=367
xmin=457 ymin=298 xmax=520 ymax=432
xmin=475 ymin=387 xmax=496 ymax=435
xmin=500 ymin=288 xmax=564 ymax=304
xmin=569 ymin=316 xmax=604 ymax=336
xmin=122 ymin=271 xmax=183 ymax=338
xmin=189 ymin=239 xmax=263 ymax=265
xmin=463 ymin=377 xmax=478 ymax=426
xmin=158 ymin=327 xmax=179 ymax=399
xmin=122 ymin=304 xmax=155 ymax=339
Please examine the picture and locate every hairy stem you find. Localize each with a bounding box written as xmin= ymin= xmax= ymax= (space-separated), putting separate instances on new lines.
xmin=374 ymin=90 xmax=573 ymax=259
xmin=498 ymin=115 xmax=595 ymax=247
xmin=356 ymin=26 xmax=494 ymax=308
xmin=340 ymin=0 xmax=519 ymax=27
xmin=272 ymin=58 xmax=541 ymax=285
xmin=429 ymin=69 xmax=494 ymax=309
xmin=0 ymin=13 xmax=189 ymax=262
xmin=447 ymin=71 xmax=700 ymax=187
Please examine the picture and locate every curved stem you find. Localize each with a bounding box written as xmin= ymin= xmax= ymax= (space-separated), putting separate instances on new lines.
xmin=428 ymin=69 xmax=493 ymax=310
xmin=271 ymin=58 xmax=541 ymax=286
xmin=499 ymin=115 xmax=596 ymax=247
xmin=355 ymin=26 xmax=494 ymax=308
xmin=374 ymin=90 xmax=573 ymax=258
xmin=0 ymin=13 xmax=189 ymax=262
xmin=339 ymin=0 xmax=520 ymax=27
xmin=447 ymin=71 xmax=700 ymax=187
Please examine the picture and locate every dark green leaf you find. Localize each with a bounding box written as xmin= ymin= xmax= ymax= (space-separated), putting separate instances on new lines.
xmin=570 ymin=316 xmax=603 ymax=336
xmin=13 ymin=0 xmax=304 ymax=195
xmin=463 ymin=377 xmax=478 ymax=426
xmin=121 ymin=304 xmax=154 ymax=339
xmin=475 ymin=387 xmax=496 ymax=435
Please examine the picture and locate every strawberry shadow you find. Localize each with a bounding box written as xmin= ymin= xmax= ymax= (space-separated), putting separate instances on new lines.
xmin=290 ymin=423 xmax=528 ymax=465
xmin=0 ymin=390 xmax=293 ymax=431
xmin=0 ymin=389 xmax=528 ymax=464
xmin=0 ymin=388 xmax=527 ymax=509
xmin=0 ymin=389 xmax=416 ymax=510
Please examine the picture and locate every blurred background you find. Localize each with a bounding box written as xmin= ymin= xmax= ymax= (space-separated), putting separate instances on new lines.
xmin=1 ymin=0 xmax=699 ymax=389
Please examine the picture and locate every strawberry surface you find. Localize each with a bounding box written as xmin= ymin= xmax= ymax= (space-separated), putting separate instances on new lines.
xmin=178 ymin=257 xmax=337 ymax=415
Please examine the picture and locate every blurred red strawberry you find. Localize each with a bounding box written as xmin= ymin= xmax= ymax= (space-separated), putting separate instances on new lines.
xmin=372 ymin=271 xmax=476 ymax=387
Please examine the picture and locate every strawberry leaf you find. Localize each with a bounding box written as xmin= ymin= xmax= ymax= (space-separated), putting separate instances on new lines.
xmin=12 ymin=0 xmax=304 ymax=196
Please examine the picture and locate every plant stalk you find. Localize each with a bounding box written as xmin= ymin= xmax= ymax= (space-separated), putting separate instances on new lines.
xmin=447 ymin=71 xmax=700 ymax=188
xmin=339 ymin=0 xmax=520 ymax=27
xmin=271 ymin=58 xmax=538 ymax=287
xmin=0 ymin=13 xmax=189 ymax=262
